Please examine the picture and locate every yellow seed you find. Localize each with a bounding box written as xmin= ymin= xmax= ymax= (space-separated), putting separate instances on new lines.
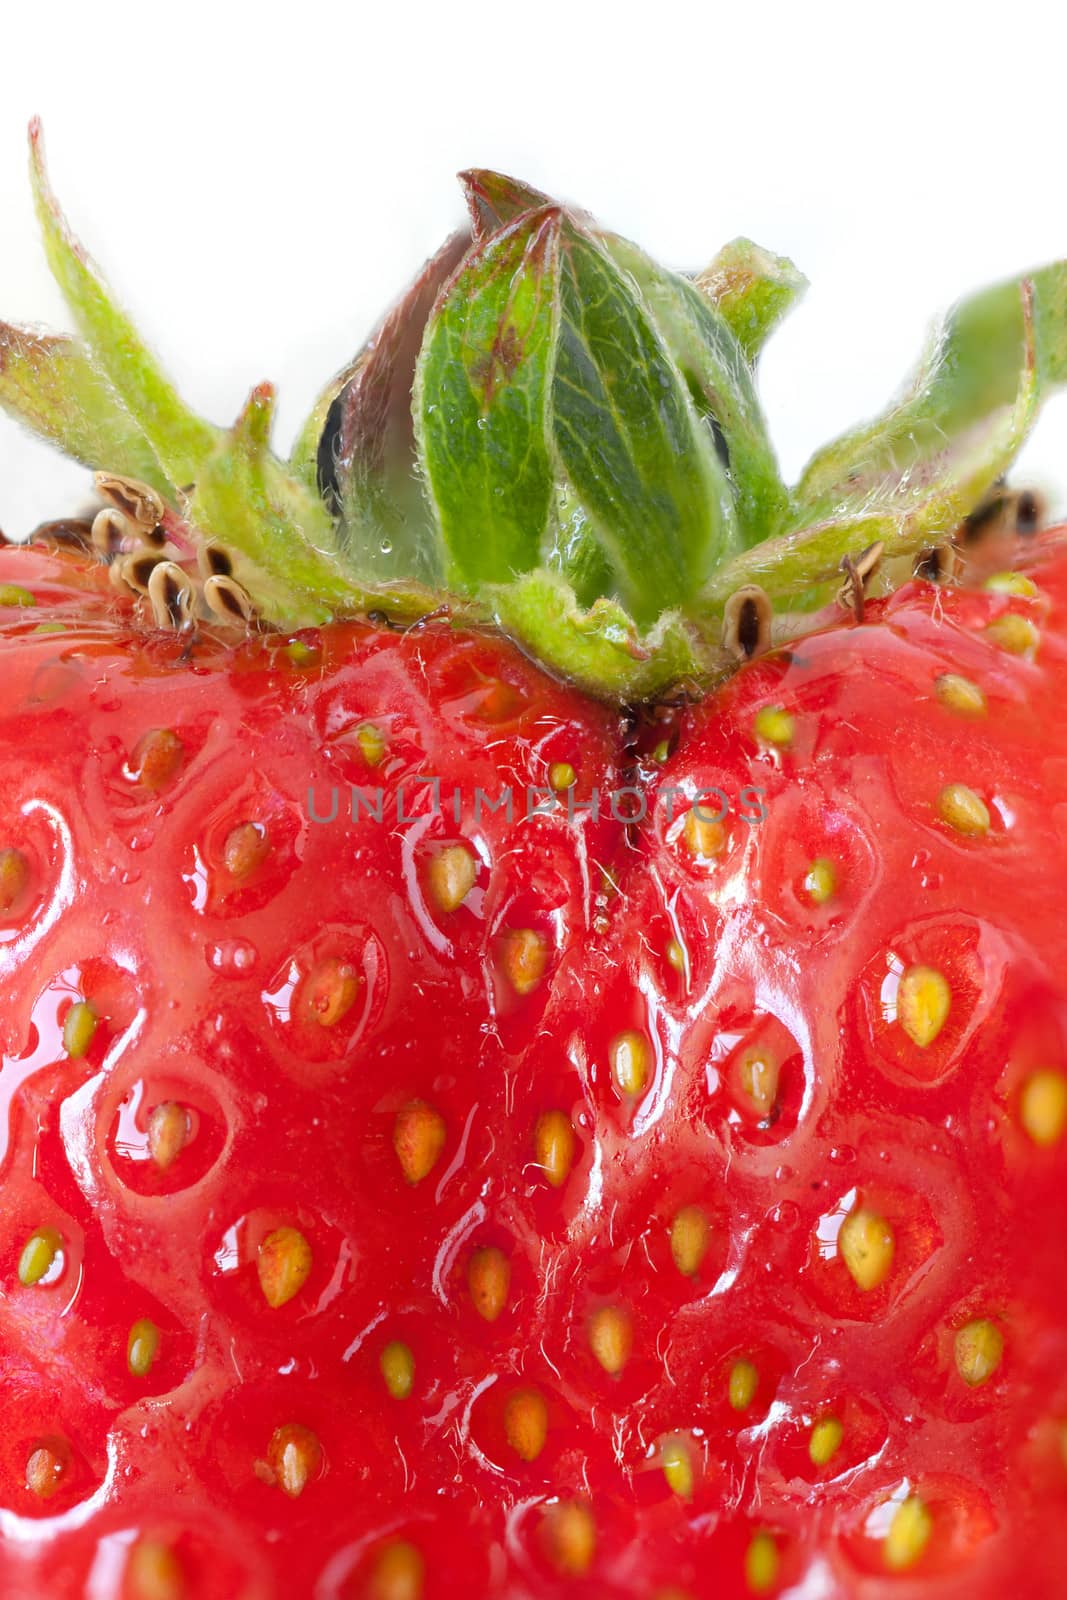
xmin=753 ymin=705 xmax=795 ymax=747
xmin=284 ymin=639 xmax=319 ymax=668
xmin=838 ymin=1207 xmax=895 ymax=1291
xmin=393 ymin=1100 xmax=446 ymax=1184
xmin=670 ymin=1204 xmax=711 ymax=1278
xmin=1020 ymin=1070 xmax=1067 ymax=1146
xmin=257 ymin=1226 xmax=313 ymax=1309
xmin=428 ymin=844 xmax=477 ymax=913
xmin=126 ymin=1539 xmax=185 ymax=1600
xmin=303 ymin=957 xmax=361 ymax=1028
xmin=588 ymin=1305 xmax=633 ymax=1376
xmin=954 ymin=1319 xmax=1004 ymax=1387
xmin=896 ymin=964 xmax=951 ymax=1048
xmin=146 ymin=1102 xmax=190 ymax=1171
xmin=937 ymin=783 xmax=990 ymax=836
xmin=935 ymin=672 xmax=987 ymax=717
xmin=985 ymin=613 xmax=1039 ymax=657
xmin=809 ymin=1415 xmax=844 ymax=1468
xmin=684 ymin=806 xmax=726 ymax=859
xmin=729 ymin=1359 xmax=759 ymax=1412
xmin=745 ymin=1531 xmax=779 ymax=1594
xmin=651 ymin=739 xmax=671 ymax=763
xmin=468 ymin=1246 xmax=511 ymax=1322
xmin=267 ymin=1423 xmax=321 ymax=1498
xmin=504 ymin=1388 xmax=548 ymax=1462
xmin=534 ymin=1109 xmax=576 ymax=1188
xmin=884 ymin=1494 xmax=933 ymax=1571
xmin=222 ymin=820 xmax=269 ymax=880
xmin=739 ymin=1051 xmax=780 ymax=1118
xmin=356 ymin=722 xmax=388 ymax=767
xmin=127 ymin=1317 xmax=162 ymax=1377
xmin=544 ymin=1498 xmax=597 ymax=1575
xmin=803 ymin=857 xmax=836 ymax=905
xmin=549 ymin=761 xmax=577 ymax=791
xmin=18 ymin=1227 xmax=62 ymax=1287
xmin=610 ymin=1030 xmax=650 ymax=1096
xmin=0 ymin=846 xmax=29 ymax=912
xmin=131 ymin=728 xmax=185 ymax=791
xmin=661 ymin=1434 xmax=694 ymax=1498
xmin=380 ymin=1340 xmax=415 ymax=1399
xmin=63 ymin=1000 xmax=98 ymax=1060
xmin=0 ymin=583 xmax=36 ymax=607
xmin=25 ymin=1441 xmax=66 ymax=1499
xmin=502 ymin=928 xmax=549 ymax=995
xmin=366 ymin=1539 xmax=425 ymax=1600
xmin=985 ymin=570 xmax=1038 ymax=596
xmin=666 ymin=938 xmax=686 ymax=973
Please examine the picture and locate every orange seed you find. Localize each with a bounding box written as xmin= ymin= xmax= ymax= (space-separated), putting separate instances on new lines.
xmin=467 ymin=1246 xmax=511 ymax=1322
xmin=393 ymin=1100 xmax=446 ymax=1185
xmin=257 ymin=1226 xmax=313 ymax=1309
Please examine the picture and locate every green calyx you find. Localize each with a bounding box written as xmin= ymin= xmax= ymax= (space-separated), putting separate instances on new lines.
xmin=2 ymin=125 xmax=1066 ymax=698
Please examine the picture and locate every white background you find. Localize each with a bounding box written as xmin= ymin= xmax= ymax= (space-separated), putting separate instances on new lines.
xmin=2 ymin=0 xmax=1065 ymax=538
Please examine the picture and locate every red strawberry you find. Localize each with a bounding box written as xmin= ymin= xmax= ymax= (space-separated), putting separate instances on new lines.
xmin=2 ymin=128 xmax=1067 ymax=1599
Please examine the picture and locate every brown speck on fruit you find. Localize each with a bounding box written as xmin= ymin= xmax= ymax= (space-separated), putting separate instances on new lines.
xmin=610 ymin=1030 xmax=650 ymax=1097
xmin=127 ymin=1317 xmax=162 ymax=1377
xmin=223 ymin=821 xmax=270 ymax=881
xmin=502 ymin=928 xmax=549 ymax=995
xmin=257 ymin=1226 xmax=313 ymax=1309
xmin=745 ymin=1530 xmax=780 ymax=1594
xmin=884 ymin=1493 xmax=933 ymax=1571
xmin=935 ymin=672 xmax=987 ymax=716
xmin=366 ymin=1539 xmax=425 ymax=1600
xmin=544 ymin=1499 xmax=597 ymax=1576
xmin=954 ymin=1318 xmax=1004 ymax=1386
xmin=302 ymin=957 xmax=360 ymax=1028
xmin=722 ymin=585 xmax=773 ymax=661
xmin=380 ymin=1340 xmax=415 ymax=1399
xmin=838 ymin=1207 xmax=895 ymax=1291
xmin=18 ymin=1226 xmax=62 ymax=1287
xmin=937 ymin=784 xmax=990 ymax=836
xmin=533 ymin=1109 xmax=576 ymax=1188
xmin=467 ymin=1245 xmax=511 ymax=1322
xmin=428 ymin=844 xmax=477 ymax=913
xmin=588 ymin=1304 xmax=632 ymax=1376
xmin=147 ymin=1102 xmax=191 ymax=1171
xmin=729 ymin=1359 xmax=759 ymax=1411
xmin=670 ymin=1205 xmax=711 ymax=1277
xmin=0 ymin=846 xmax=29 ymax=912
xmin=1020 ymin=1070 xmax=1067 ymax=1145
xmin=896 ymin=964 xmax=951 ymax=1048
xmin=63 ymin=999 xmax=98 ymax=1059
xmin=130 ymin=728 xmax=184 ymax=792
xmin=985 ymin=612 xmax=1040 ymax=657
xmin=660 ymin=1434 xmax=694 ymax=1499
xmin=25 ymin=1439 xmax=68 ymax=1499
xmin=393 ymin=1100 xmax=446 ymax=1184
xmin=504 ymin=1388 xmax=548 ymax=1461
xmin=265 ymin=1423 xmax=322 ymax=1498
xmin=126 ymin=1538 xmax=185 ymax=1600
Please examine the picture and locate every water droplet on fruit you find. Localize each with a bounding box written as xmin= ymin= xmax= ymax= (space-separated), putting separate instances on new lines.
xmin=207 ymin=938 xmax=258 ymax=977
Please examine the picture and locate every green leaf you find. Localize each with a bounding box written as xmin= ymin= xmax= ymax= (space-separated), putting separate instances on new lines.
xmin=549 ymin=223 xmax=733 ymax=626
xmin=314 ymin=229 xmax=471 ymax=587
xmin=460 ymin=170 xmax=553 ymax=241
xmin=415 ymin=206 xmax=562 ymax=589
xmin=796 ymin=264 xmax=1067 ymax=519
xmin=609 ymin=237 xmax=792 ymax=545
xmin=695 ymin=238 xmax=808 ymax=362
xmin=490 ymin=569 xmax=717 ymax=701
xmin=28 ymin=119 xmax=219 ymax=486
xmin=702 ymin=295 xmax=1042 ymax=614
xmin=187 ymin=383 xmax=372 ymax=625
xmin=0 ymin=323 xmax=169 ymax=493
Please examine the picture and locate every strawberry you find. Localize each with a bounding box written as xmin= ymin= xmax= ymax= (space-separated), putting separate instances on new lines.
xmin=2 ymin=125 xmax=1067 ymax=1599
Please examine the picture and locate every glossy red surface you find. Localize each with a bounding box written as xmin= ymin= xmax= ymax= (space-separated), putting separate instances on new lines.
xmin=1 ymin=537 xmax=1067 ymax=1597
